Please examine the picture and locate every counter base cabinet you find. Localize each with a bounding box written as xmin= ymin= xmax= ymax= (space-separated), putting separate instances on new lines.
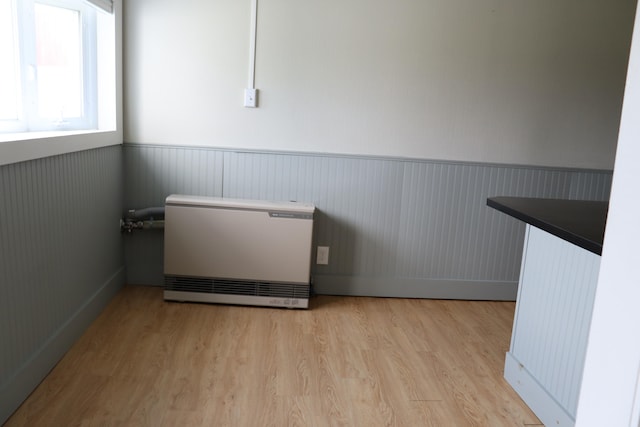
xmin=505 ymin=225 xmax=601 ymax=426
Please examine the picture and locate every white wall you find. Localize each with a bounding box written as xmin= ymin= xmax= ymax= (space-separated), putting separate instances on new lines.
xmin=575 ymin=2 xmax=640 ymax=425
xmin=124 ymin=0 xmax=635 ymax=169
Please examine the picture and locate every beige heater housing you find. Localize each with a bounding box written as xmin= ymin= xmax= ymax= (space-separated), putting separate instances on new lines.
xmin=164 ymin=195 xmax=315 ymax=308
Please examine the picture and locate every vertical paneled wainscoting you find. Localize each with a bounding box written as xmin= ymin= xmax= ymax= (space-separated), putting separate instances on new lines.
xmin=505 ymin=225 xmax=601 ymax=425
xmin=0 ymin=145 xmax=125 ymax=424
xmin=123 ymin=144 xmax=612 ymax=298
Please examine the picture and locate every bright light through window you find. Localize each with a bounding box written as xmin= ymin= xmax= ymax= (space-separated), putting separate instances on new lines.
xmin=35 ymin=3 xmax=83 ymax=120
xmin=0 ymin=0 xmax=116 ymax=165
xmin=0 ymin=0 xmax=104 ymax=134
xmin=0 ymin=0 xmax=20 ymax=121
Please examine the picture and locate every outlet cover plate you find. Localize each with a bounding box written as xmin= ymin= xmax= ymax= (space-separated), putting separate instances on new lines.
xmin=317 ymin=246 xmax=329 ymax=265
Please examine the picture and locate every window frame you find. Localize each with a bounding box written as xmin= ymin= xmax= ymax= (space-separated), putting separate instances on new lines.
xmin=1 ymin=0 xmax=98 ymax=133
xmin=0 ymin=0 xmax=121 ymax=166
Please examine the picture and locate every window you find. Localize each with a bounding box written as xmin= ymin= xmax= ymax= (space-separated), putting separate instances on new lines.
xmin=1 ymin=0 xmax=101 ymax=133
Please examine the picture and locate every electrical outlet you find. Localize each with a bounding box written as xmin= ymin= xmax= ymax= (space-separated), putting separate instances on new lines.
xmin=317 ymin=246 xmax=329 ymax=265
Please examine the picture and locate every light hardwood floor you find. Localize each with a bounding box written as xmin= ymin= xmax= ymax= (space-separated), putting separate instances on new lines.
xmin=5 ymin=286 xmax=541 ymax=426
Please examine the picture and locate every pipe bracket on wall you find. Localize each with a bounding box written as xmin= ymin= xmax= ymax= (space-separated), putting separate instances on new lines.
xmin=121 ymin=207 xmax=166 ymax=233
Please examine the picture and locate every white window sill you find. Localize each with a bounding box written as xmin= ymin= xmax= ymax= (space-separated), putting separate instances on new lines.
xmin=0 ymin=129 xmax=122 ymax=166
xmin=0 ymin=129 xmax=102 ymax=143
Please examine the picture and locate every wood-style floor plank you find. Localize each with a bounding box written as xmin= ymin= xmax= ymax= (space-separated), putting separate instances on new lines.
xmin=5 ymin=286 xmax=542 ymax=426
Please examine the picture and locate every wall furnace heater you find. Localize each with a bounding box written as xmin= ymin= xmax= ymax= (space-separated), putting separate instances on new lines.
xmin=164 ymin=195 xmax=315 ymax=308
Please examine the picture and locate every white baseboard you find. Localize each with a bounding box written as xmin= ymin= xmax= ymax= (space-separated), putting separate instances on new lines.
xmin=504 ymin=351 xmax=575 ymax=427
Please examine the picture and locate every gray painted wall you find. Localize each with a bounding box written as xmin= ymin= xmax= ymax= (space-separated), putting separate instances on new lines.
xmin=0 ymin=142 xmax=614 ymax=424
xmin=0 ymin=145 xmax=125 ymax=424
xmin=123 ymin=144 xmax=612 ymax=298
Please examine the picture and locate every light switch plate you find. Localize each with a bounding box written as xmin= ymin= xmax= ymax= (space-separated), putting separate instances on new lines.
xmin=244 ymin=88 xmax=257 ymax=108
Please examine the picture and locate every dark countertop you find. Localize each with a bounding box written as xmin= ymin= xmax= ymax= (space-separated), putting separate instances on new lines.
xmin=487 ymin=197 xmax=608 ymax=255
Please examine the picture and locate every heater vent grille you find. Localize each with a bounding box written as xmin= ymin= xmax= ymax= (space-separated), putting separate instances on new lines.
xmin=165 ymin=275 xmax=310 ymax=299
